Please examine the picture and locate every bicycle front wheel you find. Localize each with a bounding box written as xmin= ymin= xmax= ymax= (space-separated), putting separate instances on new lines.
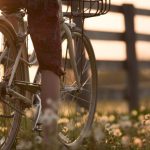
xmin=58 ymin=28 xmax=97 ymax=148
xmin=0 ymin=22 xmax=27 ymax=150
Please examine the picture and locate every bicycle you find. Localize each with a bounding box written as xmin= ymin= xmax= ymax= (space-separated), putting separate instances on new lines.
xmin=0 ymin=0 xmax=110 ymax=149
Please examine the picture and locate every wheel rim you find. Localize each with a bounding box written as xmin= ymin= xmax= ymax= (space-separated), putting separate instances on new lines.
xmin=58 ymin=31 xmax=97 ymax=146
xmin=0 ymin=26 xmax=21 ymax=149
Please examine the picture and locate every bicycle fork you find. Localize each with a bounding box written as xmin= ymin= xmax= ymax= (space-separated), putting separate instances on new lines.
xmin=62 ymin=23 xmax=81 ymax=88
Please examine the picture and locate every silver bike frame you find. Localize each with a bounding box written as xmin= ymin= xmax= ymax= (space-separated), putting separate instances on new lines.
xmin=0 ymin=0 xmax=81 ymax=106
xmin=59 ymin=0 xmax=81 ymax=87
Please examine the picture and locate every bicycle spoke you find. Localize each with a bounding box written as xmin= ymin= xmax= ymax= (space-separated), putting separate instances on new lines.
xmin=64 ymin=92 xmax=90 ymax=104
xmin=81 ymin=61 xmax=89 ymax=75
xmin=82 ymin=75 xmax=91 ymax=87
xmin=59 ymin=29 xmax=97 ymax=147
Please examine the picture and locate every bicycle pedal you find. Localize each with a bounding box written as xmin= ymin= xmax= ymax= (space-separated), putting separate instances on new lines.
xmin=32 ymin=94 xmax=42 ymax=131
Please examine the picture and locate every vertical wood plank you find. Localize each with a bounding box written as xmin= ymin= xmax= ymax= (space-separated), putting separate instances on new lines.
xmin=123 ymin=4 xmax=139 ymax=110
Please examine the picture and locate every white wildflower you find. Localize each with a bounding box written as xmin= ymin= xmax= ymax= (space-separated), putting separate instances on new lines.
xmin=98 ymin=115 xmax=109 ymax=125
xmin=140 ymin=106 xmax=146 ymax=112
xmin=131 ymin=110 xmax=138 ymax=116
xmin=93 ymin=127 xmax=105 ymax=142
xmin=66 ymin=119 xmax=75 ymax=131
xmin=40 ymin=109 xmax=59 ymax=126
xmin=144 ymin=120 xmax=150 ymax=126
xmin=58 ymin=118 xmax=69 ymax=124
xmin=113 ymin=128 xmax=122 ymax=137
xmin=138 ymin=115 xmax=144 ymax=123
xmin=144 ymin=114 xmax=150 ymax=120
xmin=105 ymin=123 xmax=111 ymax=131
xmin=110 ymin=123 xmax=120 ymax=129
xmin=75 ymin=122 xmax=82 ymax=128
xmin=16 ymin=140 xmax=32 ymax=150
xmin=34 ymin=136 xmax=43 ymax=144
xmin=133 ymin=137 xmax=143 ymax=148
xmin=62 ymin=127 xmax=69 ymax=133
xmin=121 ymin=135 xmax=130 ymax=147
xmin=108 ymin=115 xmax=115 ymax=122
xmin=120 ymin=115 xmax=130 ymax=121
xmin=119 ymin=120 xmax=132 ymax=129
xmin=25 ymin=108 xmax=34 ymax=118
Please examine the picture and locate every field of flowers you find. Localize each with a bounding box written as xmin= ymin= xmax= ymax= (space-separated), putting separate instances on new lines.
xmin=13 ymin=100 xmax=150 ymax=150
xmin=89 ymin=107 xmax=150 ymax=150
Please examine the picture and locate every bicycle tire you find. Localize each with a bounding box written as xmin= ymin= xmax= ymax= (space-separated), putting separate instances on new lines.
xmin=58 ymin=27 xmax=97 ymax=149
xmin=0 ymin=21 xmax=28 ymax=150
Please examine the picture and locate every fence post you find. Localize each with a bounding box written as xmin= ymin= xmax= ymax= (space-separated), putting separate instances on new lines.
xmin=123 ymin=4 xmax=139 ymax=110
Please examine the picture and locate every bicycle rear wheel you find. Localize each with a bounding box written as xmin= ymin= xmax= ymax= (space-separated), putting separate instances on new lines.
xmin=58 ymin=28 xmax=97 ymax=148
xmin=0 ymin=22 xmax=27 ymax=150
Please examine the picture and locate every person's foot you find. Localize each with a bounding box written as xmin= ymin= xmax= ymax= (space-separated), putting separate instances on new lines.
xmin=40 ymin=108 xmax=60 ymax=150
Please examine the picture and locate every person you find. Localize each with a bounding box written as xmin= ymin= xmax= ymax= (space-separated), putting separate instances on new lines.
xmin=0 ymin=0 xmax=63 ymax=149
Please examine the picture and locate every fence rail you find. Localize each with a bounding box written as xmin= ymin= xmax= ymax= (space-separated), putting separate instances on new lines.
xmin=83 ymin=4 xmax=150 ymax=110
xmin=27 ymin=3 xmax=150 ymax=110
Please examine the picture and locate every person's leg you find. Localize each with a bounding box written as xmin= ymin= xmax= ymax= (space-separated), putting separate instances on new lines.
xmin=41 ymin=70 xmax=60 ymax=149
xmin=28 ymin=12 xmax=62 ymax=113
xmin=28 ymin=2 xmax=63 ymax=148
xmin=41 ymin=70 xmax=60 ymax=110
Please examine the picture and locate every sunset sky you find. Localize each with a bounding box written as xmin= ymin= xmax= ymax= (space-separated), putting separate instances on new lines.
xmin=84 ymin=0 xmax=150 ymax=61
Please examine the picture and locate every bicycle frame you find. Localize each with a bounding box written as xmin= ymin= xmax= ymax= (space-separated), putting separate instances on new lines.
xmin=0 ymin=0 xmax=81 ymax=107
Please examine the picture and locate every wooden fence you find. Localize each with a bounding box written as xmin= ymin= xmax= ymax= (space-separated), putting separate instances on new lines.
xmin=85 ymin=4 xmax=150 ymax=110
xmin=21 ymin=4 xmax=150 ymax=110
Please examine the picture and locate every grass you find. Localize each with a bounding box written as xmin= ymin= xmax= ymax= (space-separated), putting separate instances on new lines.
xmin=1 ymin=69 xmax=150 ymax=149
xmin=1 ymin=97 xmax=150 ymax=150
xmin=2 ymin=100 xmax=147 ymax=150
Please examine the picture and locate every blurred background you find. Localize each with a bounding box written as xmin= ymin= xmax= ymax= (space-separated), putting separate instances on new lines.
xmin=28 ymin=0 xmax=150 ymax=113
xmin=85 ymin=0 xmax=150 ymax=61
xmin=83 ymin=0 xmax=150 ymax=113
